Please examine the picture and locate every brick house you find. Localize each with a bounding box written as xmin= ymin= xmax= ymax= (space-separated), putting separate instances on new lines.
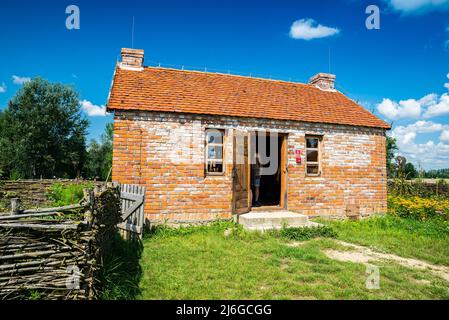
xmin=107 ymin=48 xmax=390 ymax=224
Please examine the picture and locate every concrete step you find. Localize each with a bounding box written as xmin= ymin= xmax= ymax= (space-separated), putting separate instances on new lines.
xmin=239 ymin=211 xmax=319 ymax=231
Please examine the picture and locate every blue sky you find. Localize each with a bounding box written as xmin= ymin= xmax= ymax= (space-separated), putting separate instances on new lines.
xmin=0 ymin=0 xmax=449 ymax=169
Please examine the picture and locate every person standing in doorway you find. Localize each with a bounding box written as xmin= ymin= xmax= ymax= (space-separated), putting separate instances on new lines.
xmin=252 ymin=153 xmax=262 ymax=207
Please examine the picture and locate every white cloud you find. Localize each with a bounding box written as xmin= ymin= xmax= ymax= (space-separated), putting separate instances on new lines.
xmin=377 ymin=77 xmax=449 ymax=120
xmin=0 ymin=83 xmax=6 ymax=93
xmin=377 ymin=98 xmax=422 ymax=120
xmin=391 ymin=120 xmax=449 ymax=169
xmin=12 ymin=75 xmax=31 ymax=85
xmin=440 ymin=130 xmax=449 ymax=142
xmin=289 ymin=19 xmax=340 ymax=40
xmin=80 ymin=99 xmax=109 ymax=117
xmin=385 ymin=0 xmax=449 ymax=14
xmin=423 ymin=93 xmax=449 ymax=117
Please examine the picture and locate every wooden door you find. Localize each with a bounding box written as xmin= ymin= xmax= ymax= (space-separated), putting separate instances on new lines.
xmin=232 ymin=131 xmax=251 ymax=215
xmin=280 ymin=135 xmax=288 ymax=209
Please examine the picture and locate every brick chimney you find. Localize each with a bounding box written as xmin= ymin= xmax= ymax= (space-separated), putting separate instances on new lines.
xmin=120 ymin=48 xmax=144 ymax=70
xmin=309 ymin=73 xmax=336 ymax=91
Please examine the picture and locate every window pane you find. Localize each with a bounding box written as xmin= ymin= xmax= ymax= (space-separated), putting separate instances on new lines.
xmin=207 ymin=161 xmax=223 ymax=173
xmin=206 ymin=130 xmax=223 ymax=144
xmin=306 ymin=138 xmax=319 ymax=149
xmin=307 ymin=150 xmax=319 ymax=162
xmin=207 ymin=146 xmax=223 ymax=160
xmin=307 ymin=165 xmax=319 ymax=175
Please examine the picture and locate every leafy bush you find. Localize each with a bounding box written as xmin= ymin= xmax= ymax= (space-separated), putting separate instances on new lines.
xmin=388 ymin=195 xmax=449 ymax=221
xmin=9 ymin=170 xmax=23 ymax=181
xmin=274 ymin=225 xmax=337 ymax=241
xmin=389 ymin=178 xmax=416 ymax=196
xmin=46 ymin=182 xmax=94 ymax=206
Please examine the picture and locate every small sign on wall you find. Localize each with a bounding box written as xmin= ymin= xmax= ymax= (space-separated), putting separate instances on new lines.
xmin=295 ymin=149 xmax=302 ymax=164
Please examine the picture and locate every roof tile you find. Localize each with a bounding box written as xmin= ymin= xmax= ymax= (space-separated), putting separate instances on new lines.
xmin=107 ymin=66 xmax=390 ymax=129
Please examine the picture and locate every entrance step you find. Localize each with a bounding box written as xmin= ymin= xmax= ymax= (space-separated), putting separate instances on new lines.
xmin=239 ymin=211 xmax=320 ymax=231
xmin=251 ymin=205 xmax=284 ymax=212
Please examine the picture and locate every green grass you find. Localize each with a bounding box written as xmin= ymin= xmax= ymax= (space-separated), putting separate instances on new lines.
xmin=323 ymin=216 xmax=449 ymax=267
xmin=98 ymin=235 xmax=143 ymax=300
xmin=46 ymin=182 xmax=95 ymax=206
xmin=122 ymin=221 xmax=449 ymax=300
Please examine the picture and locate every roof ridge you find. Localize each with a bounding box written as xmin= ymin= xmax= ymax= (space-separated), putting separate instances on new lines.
xmin=141 ymin=65 xmax=313 ymax=87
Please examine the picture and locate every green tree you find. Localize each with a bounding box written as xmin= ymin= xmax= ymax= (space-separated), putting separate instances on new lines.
xmin=84 ymin=123 xmax=113 ymax=181
xmin=425 ymin=168 xmax=449 ymax=179
xmin=386 ymin=136 xmax=398 ymax=178
xmin=0 ymin=78 xmax=88 ymax=179
xmin=404 ymin=162 xmax=417 ymax=179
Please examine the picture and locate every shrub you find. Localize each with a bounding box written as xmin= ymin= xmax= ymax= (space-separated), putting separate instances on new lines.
xmin=388 ymin=195 xmax=449 ymax=221
xmin=9 ymin=170 xmax=23 ymax=181
xmin=46 ymin=182 xmax=94 ymax=206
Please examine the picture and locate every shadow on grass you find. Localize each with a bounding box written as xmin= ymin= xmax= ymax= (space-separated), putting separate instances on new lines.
xmin=98 ymin=233 xmax=143 ymax=300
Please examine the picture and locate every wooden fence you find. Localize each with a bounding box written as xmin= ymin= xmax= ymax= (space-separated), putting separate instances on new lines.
xmin=119 ymin=184 xmax=145 ymax=241
xmin=0 ymin=185 xmax=121 ymax=300
xmin=0 ymin=179 xmax=103 ymax=209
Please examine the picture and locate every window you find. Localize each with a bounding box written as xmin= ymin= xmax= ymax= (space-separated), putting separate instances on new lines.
xmin=205 ymin=129 xmax=225 ymax=174
xmin=306 ymin=136 xmax=321 ymax=176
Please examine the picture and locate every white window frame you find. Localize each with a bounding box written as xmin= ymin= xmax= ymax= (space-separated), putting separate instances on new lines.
xmin=205 ymin=128 xmax=225 ymax=176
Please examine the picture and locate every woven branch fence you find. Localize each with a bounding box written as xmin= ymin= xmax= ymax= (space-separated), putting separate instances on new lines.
xmin=0 ymin=185 xmax=121 ymax=300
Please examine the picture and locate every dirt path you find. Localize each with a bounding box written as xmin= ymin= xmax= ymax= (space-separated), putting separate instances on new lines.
xmin=324 ymin=240 xmax=449 ymax=282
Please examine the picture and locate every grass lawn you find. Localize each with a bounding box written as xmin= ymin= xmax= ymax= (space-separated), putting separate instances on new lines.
xmin=102 ymin=218 xmax=449 ymax=300
xmin=323 ymin=216 xmax=449 ymax=267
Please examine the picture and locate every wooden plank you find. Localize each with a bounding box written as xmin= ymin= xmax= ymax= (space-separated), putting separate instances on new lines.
xmin=0 ymin=212 xmax=60 ymax=220
xmin=118 ymin=222 xmax=142 ymax=234
xmin=22 ymin=203 xmax=85 ymax=214
xmin=134 ymin=185 xmax=139 ymax=231
xmin=121 ymin=197 xmax=144 ymax=221
xmin=120 ymin=192 xmax=144 ymax=202
xmin=139 ymin=186 xmax=145 ymax=239
xmin=130 ymin=185 xmax=134 ymax=234
xmin=0 ymin=223 xmax=82 ymax=231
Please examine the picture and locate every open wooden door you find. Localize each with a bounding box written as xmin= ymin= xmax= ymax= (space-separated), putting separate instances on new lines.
xmin=279 ymin=134 xmax=288 ymax=209
xmin=232 ymin=131 xmax=251 ymax=215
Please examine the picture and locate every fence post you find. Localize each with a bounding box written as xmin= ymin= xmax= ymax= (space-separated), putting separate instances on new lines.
xmin=10 ymin=198 xmax=21 ymax=215
xmin=83 ymin=189 xmax=95 ymax=226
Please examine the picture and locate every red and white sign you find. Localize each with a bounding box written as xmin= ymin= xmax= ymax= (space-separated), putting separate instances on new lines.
xmin=295 ymin=149 xmax=302 ymax=164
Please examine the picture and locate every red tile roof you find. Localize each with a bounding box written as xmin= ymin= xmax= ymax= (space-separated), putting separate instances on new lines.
xmin=107 ymin=66 xmax=390 ymax=129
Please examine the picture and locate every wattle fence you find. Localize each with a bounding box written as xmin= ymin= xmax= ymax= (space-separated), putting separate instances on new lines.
xmin=0 ymin=185 xmax=121 ymax=300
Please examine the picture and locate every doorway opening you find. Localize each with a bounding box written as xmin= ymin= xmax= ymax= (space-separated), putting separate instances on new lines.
xmin=250 ymin=132 xmax=287 ymax=210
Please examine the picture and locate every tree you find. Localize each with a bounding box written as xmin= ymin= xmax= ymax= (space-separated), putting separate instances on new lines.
xmin=84 ymin=123 xmax=113 ymax=181
xmin=404 ymin=162 xmax=417 ymax=179
xmin=0 ymin=78 xmax=88 ymax=179
xmin=386 ymin=136 xmax=398 ymax=178
xmin=425 ymin=168 xmax=449 ymax=179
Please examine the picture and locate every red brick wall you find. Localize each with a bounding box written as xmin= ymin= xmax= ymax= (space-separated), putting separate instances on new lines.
xmin=112 ymin=111 xmax=387 ymax=223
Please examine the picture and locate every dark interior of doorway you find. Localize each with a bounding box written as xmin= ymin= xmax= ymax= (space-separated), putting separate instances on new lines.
xmin=251 ymin=133 xmax=282 ymax=207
